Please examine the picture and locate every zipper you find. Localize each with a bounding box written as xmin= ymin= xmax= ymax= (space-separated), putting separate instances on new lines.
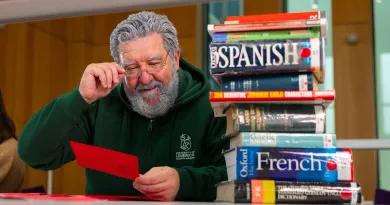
xmin=148 ymin=119 xmax=153 ymax=131
xmin=142 ymin=119 xmax=153 ymax=162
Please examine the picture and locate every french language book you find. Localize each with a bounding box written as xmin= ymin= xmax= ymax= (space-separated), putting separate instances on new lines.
xmin=223 ymin=147 xmax=354 ymax=182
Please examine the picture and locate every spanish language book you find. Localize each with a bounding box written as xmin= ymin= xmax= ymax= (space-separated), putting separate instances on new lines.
xmin=209 ymin=38 xmax=325 ymax=83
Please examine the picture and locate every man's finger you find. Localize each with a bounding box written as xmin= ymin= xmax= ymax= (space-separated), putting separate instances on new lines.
xmin=90 ymin=66 xmax=107 ymax=88
xmin=134 ymin=181 xmax=168 ymax=194
xmin=144 ymin=190 xmax=173 ymax=201
xmin=108 ymin=63 xmax=120 ymax=84
xmin=100 ymin=64 xmax=113 ymax=88
xmin=114 ymin=63 xmax=126 ymax=74
xmin=135 ymin=173 xmax=167 ymax=185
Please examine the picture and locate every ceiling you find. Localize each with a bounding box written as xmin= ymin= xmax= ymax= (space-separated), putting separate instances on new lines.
xmin=0 ymin=0 xmax=222 ymax=24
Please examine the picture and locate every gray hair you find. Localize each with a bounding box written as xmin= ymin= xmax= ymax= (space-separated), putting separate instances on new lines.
xmin=109 ymin=11 xmax=179 ymax=64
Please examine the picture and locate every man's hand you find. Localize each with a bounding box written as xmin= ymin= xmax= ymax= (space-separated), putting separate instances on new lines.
xmin=133 ymin=166 xmax=180 ymax=201
xmin=79 ymin=62 xmax=126 ymax=104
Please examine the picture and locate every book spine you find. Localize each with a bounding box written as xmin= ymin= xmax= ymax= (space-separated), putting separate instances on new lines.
xmin=236 ymin=132 xmax=336 ymax=148
xmin=208 ymin=19 xmax=322 ymax=34
xmin=233 ymin=147 xmax=354 ymax=182
xmin=220 ymin=73 xmax=314 ymax=91
xmin=224 ymin=11 xmax=325 ymax=24
xmin=231 ymin=104 xmax=325 ymax=133
xmin=212 ymin=28 xmax=320 ymax=43
xmin=209 ymin=38 xmax=325 ymax=83
xmin=233 ymin=180 xmax=361 ymax=204
xmin=209 ymin=90 xmax=336 ymax=102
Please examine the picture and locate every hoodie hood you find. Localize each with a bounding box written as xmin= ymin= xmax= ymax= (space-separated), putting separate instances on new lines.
xmin=116 ymin=57 xmax=210 ymax=112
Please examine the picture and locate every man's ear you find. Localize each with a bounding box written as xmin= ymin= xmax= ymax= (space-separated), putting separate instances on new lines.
xmin=174 ymin=48 xmax=180 ymax=70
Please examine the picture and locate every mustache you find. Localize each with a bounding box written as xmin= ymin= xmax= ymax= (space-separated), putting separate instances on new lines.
xmin=136 ymin=80 xmax=163 ymax=91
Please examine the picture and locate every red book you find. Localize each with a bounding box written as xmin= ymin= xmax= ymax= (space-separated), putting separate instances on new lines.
xmin=209 ymin=90 xmax=335 ymax=117
xmin=69 ymin=141 xmax=140 ymax=181
xmin=223 ymin=11 xmax=326 ymax=24
xmin=208 ymin=19 xmax=322 ymax=34
xmin=209 ymin=11 xmax=328 ymax=44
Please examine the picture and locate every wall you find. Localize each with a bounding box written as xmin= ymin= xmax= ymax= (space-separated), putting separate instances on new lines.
xmin=333 ymin=0 xmax=377 ymax=200
xmin=243 ymin=0 xmax=281 ymax=14
xmin=0 ymin=5 xmax=198 ymax=194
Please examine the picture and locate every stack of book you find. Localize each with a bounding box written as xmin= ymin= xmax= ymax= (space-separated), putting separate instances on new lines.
xmin=207 ymin=11 xmax=363 ymax=204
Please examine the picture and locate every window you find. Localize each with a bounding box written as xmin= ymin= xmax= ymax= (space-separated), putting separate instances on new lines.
xmin=373 ymin=0 xmax=390 ymax=190
xmin=203 ymin=0 xmax=243 ymax=89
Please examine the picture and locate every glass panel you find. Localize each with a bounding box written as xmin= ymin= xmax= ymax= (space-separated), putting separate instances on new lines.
xmin=204 ymin=0 xmax=244 ymax=90
xmin=373 ymin=0 xmax=390 ymax=190
xmin=286 ymin=0 xmax=335 ymax=134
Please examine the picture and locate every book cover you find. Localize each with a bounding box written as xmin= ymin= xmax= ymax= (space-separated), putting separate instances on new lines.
xmin=220 ymin=73 xmax=318 ymax=91
xmin=209 ymin=38 xmax=325 ymax=83
xmin=207 ymin=19 xmax=327 ymax=42
xmin=224 ymin=147 xmax=354 ymax=183
xmin=222 ymin=11 xmax=326 ymax=24
xmin=229 ymin=132 xmax=336 ymax=148
xmin=224 ymin=103 xmax=326 ymax=134
xmin=212 ymin=28 xmax=321 ymax=43
xmin=216 ymin=180 xmax=362 ymax=204
xmin=209 ymin=90 xmax=335 ymax=117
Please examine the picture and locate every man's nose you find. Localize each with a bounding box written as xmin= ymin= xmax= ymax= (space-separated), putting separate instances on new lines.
xmin=138 ymin=68 xmax=154 ymax=85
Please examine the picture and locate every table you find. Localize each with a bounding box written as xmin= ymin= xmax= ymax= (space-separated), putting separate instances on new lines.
xmin=0 ymin=199 xmax=375 ymax=205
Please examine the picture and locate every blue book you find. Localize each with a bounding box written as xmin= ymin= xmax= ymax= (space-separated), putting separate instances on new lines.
xmin=209 ymin=37 xmax=325 ymax=83
xmin=229 ymin=132 xmax=336 ymax=148
xmin=220 ymin=73 xmax=318 ymax=91
xmin=224 ymin=147 xmax=354 ymax=183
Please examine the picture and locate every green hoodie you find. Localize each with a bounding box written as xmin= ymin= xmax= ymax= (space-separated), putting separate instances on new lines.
xmin=17 ymin=58 xmax=229 ymax=201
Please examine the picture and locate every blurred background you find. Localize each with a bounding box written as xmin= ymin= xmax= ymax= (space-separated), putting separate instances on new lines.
xmin=0 ymin=0 xmax=387 ymax=201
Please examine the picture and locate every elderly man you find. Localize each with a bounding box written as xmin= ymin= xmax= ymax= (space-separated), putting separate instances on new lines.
xmin=18 ymin=11 xmax=228 ymax=201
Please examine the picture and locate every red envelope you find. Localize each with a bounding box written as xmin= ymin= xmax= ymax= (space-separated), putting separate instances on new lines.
xmin=69 ymin=140 xmax=140 ymax=180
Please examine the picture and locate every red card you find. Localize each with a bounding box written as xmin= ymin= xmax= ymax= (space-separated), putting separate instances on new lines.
xmin=0 ymin=193 xmax=159 ymax=201
xmin=69 ymin=141 xmax=140 ymax=180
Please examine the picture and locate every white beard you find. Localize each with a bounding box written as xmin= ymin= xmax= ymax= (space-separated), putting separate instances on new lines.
xmin=123 ymin=64 xmax=179 ymax=119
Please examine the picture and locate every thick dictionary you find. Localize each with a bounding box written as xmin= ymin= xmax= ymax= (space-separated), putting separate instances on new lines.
xmin=212 ymin=28 xmax=321 ymax=43
xmin=214 ymin=11 xmax=328 ymax=43
xmin=223 ymin=147 xmax=354 ymax=183
xmin=215 ymin=180 xmax=362 ymax=204
xmin=209 ymin=37 xmax=325 ymax=83
xmin=229 ymin=132 xmax=336 ymax=149
xmin=220 ymin=73 xmax=318 ymax=91
xmin=224 ymin=103 xmax=326 ymax=135
xmin=209 ymin=90 xmax=335 ymax=117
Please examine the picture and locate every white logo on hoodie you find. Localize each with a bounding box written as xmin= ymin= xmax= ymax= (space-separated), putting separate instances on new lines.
xmin=176 ymin=134 xmax=195 ymax=160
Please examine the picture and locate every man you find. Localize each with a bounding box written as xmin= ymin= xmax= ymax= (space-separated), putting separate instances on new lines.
xmin=18 ymin=11 xmax=228 ymax=201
